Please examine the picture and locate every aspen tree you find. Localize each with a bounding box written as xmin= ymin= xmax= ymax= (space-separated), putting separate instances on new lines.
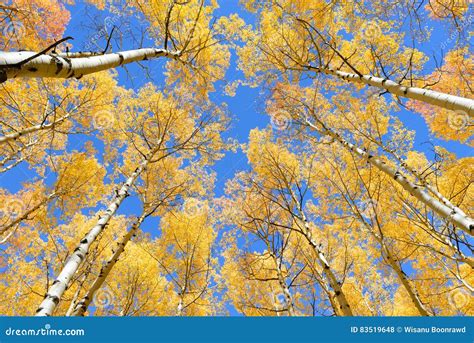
xmin=35 ymin=84 xmax=228 ymax=315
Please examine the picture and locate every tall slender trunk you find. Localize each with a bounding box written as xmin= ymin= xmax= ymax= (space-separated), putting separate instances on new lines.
xmin=0 ymin=48 xmax=180 ymax=83
xmin=177 ymin=296 xmax=184 ymax=316
xmin=69 ymin=214 xmax=146 ymax=316
xmin=305 ymin=119 xmax=474 ymax=235
xmin=35 ymin=153 xmax=154 ymax=316
xmin=325 ymin=159 xmax=432 ymax=316
xmin=284 ymin=183 xmax=353 ymax=315
xmin=0 ymin=113 xmax=71 ymax=144
xmin=269 ymin=252 xmax=296 ymax=316
xmin=382 ymin=245 xmax=431 ymax=316
xmin=271 ymin=290 xmax=283 ymax=316
xmin=293 ymin=202 xmax=353 ymax=316
xmin=308 ymin=66 xmax=474 ymax=117
xmin=65 ymin=265 xmax=92 ymax=316
xmin=378 ymin=144 xmax=468 ymax=219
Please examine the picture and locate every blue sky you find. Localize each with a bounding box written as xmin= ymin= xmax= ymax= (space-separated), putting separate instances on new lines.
xmin=1 ymin=1 xmax=471 ymax=196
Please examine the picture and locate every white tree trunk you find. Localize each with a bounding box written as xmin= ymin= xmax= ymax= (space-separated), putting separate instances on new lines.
xmin=269 ymin=252 xmax=296 ymax=316
xmin=69 ymin=214 xmax=146 ymax=316
xmin=381 ymin=147 xmax=469 ymax=219
xmin=294 ymin=204 xmax=353 ymax=316
xmin=65 ymin=269 xmax=91 ymax=316
xmin=177 ymin=297 xmax=184 ymax=316
xmin=305 ymin=120 xmax=474 ymax=235
xmin=310 ymin=67 xmax=474 ymax=117
xmin=35 ymin=155 xmax=152 ymax=316
xmin=303 ymin=226 xmax=353 ymax=316
xmin=382 ymin=245 xmax=431 ymax=316
xmin=0 ymin=48 xmax=180 ymax=82
xmin=359 ymin=216 xmax=431 ymax=316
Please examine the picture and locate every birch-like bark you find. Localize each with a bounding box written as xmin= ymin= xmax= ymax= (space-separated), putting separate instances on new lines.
xmin=0 ymin=113 xmax=71 ymax=144
xmin=305 ymin=120 xmax=474 ymax=235
xmin=0 ymin=155 xmax=26 ymax=173
xmin=0 ymin=48 xmax=180 ymax=82
xmin=65 ymin=266 xmax=92 ymax=316
xmin=364 ymin=219 xmax=431 ymax=316
xmin=328 ymin=157 xmax=439 ymax=316
xmin=296 ymin=209 xmax=354 ymax=316
xmin=378 ymin=145 xmax=469 ymax=219
xmin=69 ymin=214 xmax=146 ymax=316
xmin=35 ymin=154 xmax=153 ymax=316
xmin=271 ymin=290 xmax=283 ymax=316
xmin=177 ymin=296 xmax=184 ymax=316
xmin=308 ymin=66 xmax=474 ymax=117
xmin=0 ymin=139 xmax=38 ymax=169
xmin=382 ymin=245 xmax=430 ymax=316
xmin=269 ymin=252 xmax=296 ymax=316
